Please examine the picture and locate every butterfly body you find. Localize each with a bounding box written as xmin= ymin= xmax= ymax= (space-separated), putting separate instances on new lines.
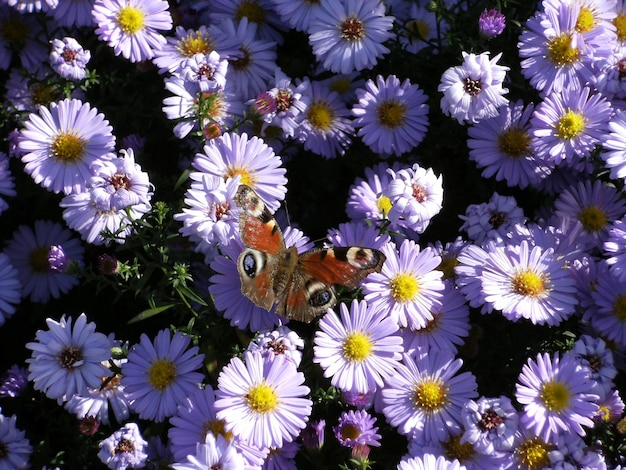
xmin=235 ymin=184 xmax=385 ymax=323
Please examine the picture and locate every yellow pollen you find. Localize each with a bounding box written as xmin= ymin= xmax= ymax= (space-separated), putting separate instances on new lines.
xmin=204 ymin=418 xmax=234 ymax=442
xmin=443 ymin=434 xmax=475 ymax=463
xmin=376 ymin=195 xmax=392 ymax=216
xmin=555 ymin=109 xmax=586 ymax=140
xmin=178 ymin=31 xmax=214 ymax=57
xmin=613 ymin=294 xmax=626 ymax=322
xmin=413 ymin=380 xmax=448 ymax=412
xmin=511 ymin=270 xmax=546 ymax=297
xmin=246 ymin=382 xmax=279 ymax=414
xmin=540 ymin=380 xmax=571 ymax=412
xmin=497 ymin=127 xmax=531 ymax=158
xmin=307 ymin=101 xmax=334 ymax=131
xmin=613 ymin=12 xmax=626 ymax=42
xmin=437 ymin=256 xmax=459 ymax=280
xmin=377 ymin=100 xmax=407 ymax=128
xmin=226 ymin=167 xmax=254 ymax=187
xmin=405 ymin=19 xmax=430 ymax=40
xmin=29 ymin=246 xmax=51 ymax=273
xmin=390 ymin=273 xmax=419 ymax=302
xmin=546 ymin=33 xmax=580 ymax=66
xmin=116 ymin=6 xmax=145 ymax=34
xmin=578 ymin=205 xmax=607 ymax=233
xmin=576 ymin=7 xmax=596 ymax=33
xmin=516 ymin=437 xmax=552 ymax=469
xmin=234 ymin=0 xmax=267 ymax=24
xmin=51 ymin=132 xmax=86 ymax=163
xmin=342 ymin=331 xmax=373 ymax=362
xmin=147 ymin=359 xmax=176 ymax=391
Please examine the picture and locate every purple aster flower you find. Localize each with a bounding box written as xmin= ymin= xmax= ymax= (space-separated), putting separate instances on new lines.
xmin=604 ymin=215 xmax=626 ymax=281
xmin=553 ymin=179 xmax=626 ymax=251
xmin=5 ymin=0 xmax=57 ymax=13
xmin=401 ymin=282 xmax=470 ymax=355
xmin=213 ymin=18 xmax=277 ymax=100
xmin=174 ymin=175 xmax=239 ymax=262
xmin=601 ymin=108 xmax=626 ymax=182
xmin=0 ymin=152 xmax=16 ymax=214
xmin=26 ymin=313 xmax=113 ymax=404
xmin=308 ymin=0 xmax=394 ymax=74
xmin=295 ymin=78 xmax=354 ymax=159
xmin=174 ymin=51 xmax=229 ymax=93
xmin=530 ymin=86 xmax=612 ymax=165
xmin=548 ymin=433 xmax=607 ymax=469
xmin=0 ymin=253 xmax=21 ymax=326
xmin=352 ymin=74 xmax=429 ymax=157
xmin=346 ymin=162 xmax=400 ymax=225
xmin=53 ymin=0 xmax=95 ymax=27
xmin=246 ymin=326 xmax=304 ymax=366
xmin=301 ymin=419 xmax=325 ymax=450
xmin=398 ymin=453 xmax=464 ymax=470
xmin=0 ymin=364 xmax=29 ymax=398
xmin=97 ymin=422 xmax=148 ymax=469
xmin=263 ymin=441 xmax=300 ymax=470
xmin=398 ymin=3 xmax=447 ymax=54
xmin=509 ymin=421 xmax=554 ymax=470
xmin=326 ymin=221 xmax=391 ymax=252
xmin=438 ymin=51 xmax=509 ymax=125
xmin=92 ymin=0 xmax=173 ymax=63
xmin=49 ymin=37 xmax=90 ymax=81
xmin=516 ymin=351 xmax=599 ymax=443
xmin=191 ymin=132 xmax=287 ymax=212
xmin=381 ymin=351 xmax=478 ymax=442
xmin=459 ymin=192 xmax=526 ymax=246
xmin=4 ymin=220 xmax=84 ymax=303
xmin=362 ymin=239 xmax=445 ymax=330
xmin=0 ymin=412 xmax=32 ymax=469
xmin=273 ymin=0 xmax=321 ymax=32
xmin=385 ymin=163 xmax=444 ymax=234
xmin=479 ymin=9 xmax=506 ymax=38
xmin=313 ymin=299 xmax=403 ymax=395
xmin=595 ymin=389 xmax=625 ymax=424
xmin=214 ymin=351 xmax=312 ymax=450
xmin=171 ymin=433 xmax=245 ymax=470
xmin=60 ymin=149 xmax=152 ymax=246
xmin=0 ymin=6 xmax=48 ymax=72
xmin=333 ymin=410 xmax=381 ymax=448
xmin=121 ymin=329 xmax=205 ymax=422
xmin=570 ymin=335 xmax=617 ymax=401
xmin=18 ymin=98 xmax=115 ymax=195
xmin=64 ymin=358 xmax=131 ymax=425
xmin=460 ymin=395 xmax=519 ymax=455
xmin=588 ymin=267 xmax=626 ymax=348
xmin=467 ymin=100 xmax=553 ymax=189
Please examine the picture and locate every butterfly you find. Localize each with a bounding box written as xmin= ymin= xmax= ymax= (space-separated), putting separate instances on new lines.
xmin=234 ymin=184 xmax=386 ymax=323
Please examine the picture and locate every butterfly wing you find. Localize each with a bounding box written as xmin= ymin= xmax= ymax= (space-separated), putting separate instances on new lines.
xmin=277 ymin=247 xmax=386 ymax=323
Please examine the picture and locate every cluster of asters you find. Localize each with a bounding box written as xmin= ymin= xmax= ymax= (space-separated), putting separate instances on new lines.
xmin=0 ymin=0 xmax=624 ymax=468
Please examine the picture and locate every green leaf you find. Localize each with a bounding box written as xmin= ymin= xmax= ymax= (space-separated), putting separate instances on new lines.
xmin=127 ymin=304 xmax=175 ymax=324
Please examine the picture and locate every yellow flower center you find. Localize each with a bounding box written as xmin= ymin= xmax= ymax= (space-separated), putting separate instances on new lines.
xmin=614 ymin=12 xmax=626 ymax=42
xmin=443 ymin=434 xmax=475 ymax=463
xmin=511 ymin=270 xmax=546 ymax=297
xmin=613 ymin=294 xmax=626 ymax=321
xmin=234 ymin=0 xmax=266 ymax=24
xmin=148 ymin=359 xmax=176 ymax=391
xmin=340 ymin=423 xmax=361 ymax=441
xmin=204 ymin=418 xmax=234 ymax=442
xmin=342 ymin=331 xmax=373 ymax=362
xmin=307 ymin=101 xmax=334 ymax=131
xmin=31 ymin=83 xmax=56 ymax=107
xmin=51 ymin=132 xmax=86 ymax=163
xmin=497 ymin=126 xmax=531 ymax=158
xmin=576 ymin=7 xmax=596 ymax=33
xmin=377 ymin=101 xmax=407 ymax=128
xmin=540 ymin=380 xmax=571 ymax=412
xmin=390 ymin=273 xmax=419 ymax=302
xmin=578 ymin=205 xmax=607 ymax=233
xmin=246 ymin=382 xmax=279 ymax=414
xmin=226 ymin=167 xmax=254 ymax=187
xmin=376 ymin=195 xmax=392 ymax=216
xmin=546 ymin=33 xmax=580 ymax=66
xmin=405 ymin=19 xmax=430 ymax=40
xmin=0 ymin=16 xmax=28 ymax=49
xmin=329 ymin=77 xmax=352 ymax=95
xmin=29 ymin=246 xmax=51 ymax=273
xmin=516 ymin=437 xmax=552 ymax=469
xmin=555 ymin=109 xmax=586 ymax=140
xmin=413 ymin=380 xmax=448 ymax=412
xmin=177 ymin=31 xmax=214 ymax=57
xmin=116 ymin=6 xmax=145 ymax=34
xmin=437 ymin=256 xmax=459 ymax=280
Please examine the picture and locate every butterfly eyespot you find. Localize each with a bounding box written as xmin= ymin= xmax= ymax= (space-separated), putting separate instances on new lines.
xmin=308 ymin=289 xmax=332 ymax=307
xmin=240 ymin=249 xmax=266 ymax=279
